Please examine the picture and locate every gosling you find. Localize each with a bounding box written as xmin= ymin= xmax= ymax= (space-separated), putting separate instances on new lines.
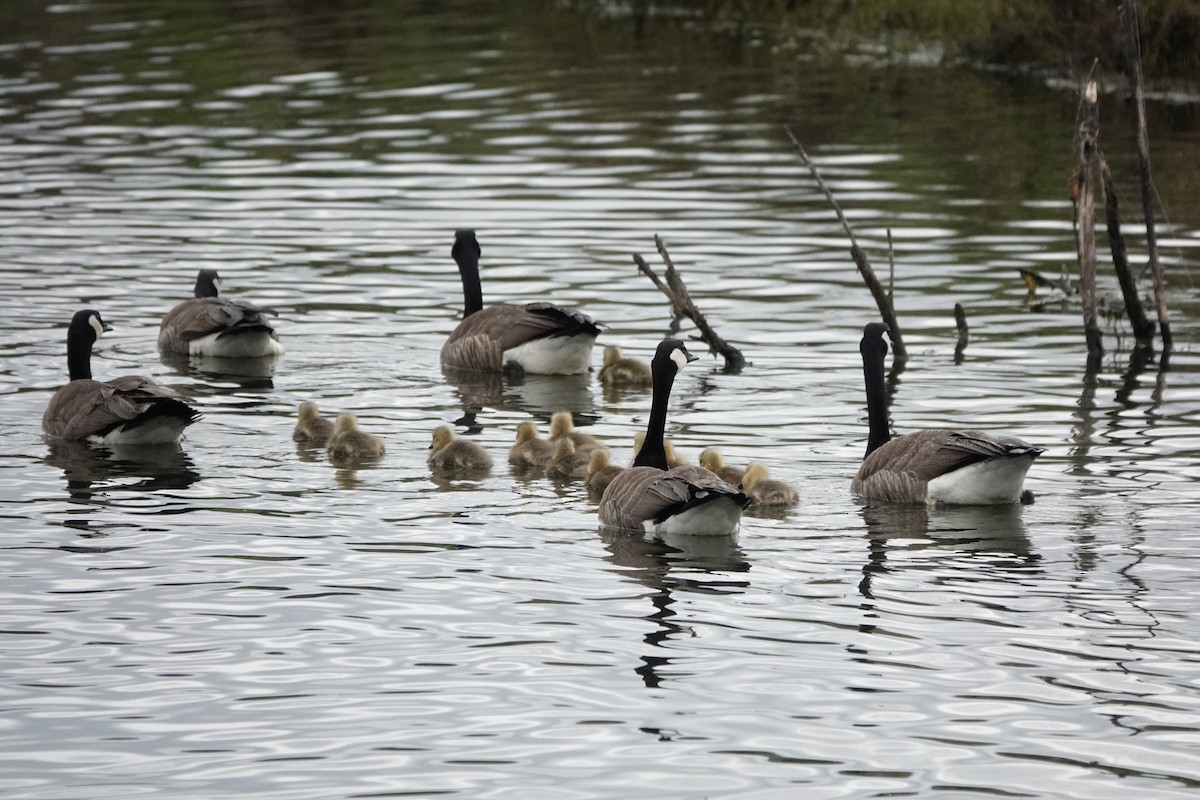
xmin=741 ymin=462 xmax=798 ymax=507
xmin=326 ymin=414 xmax=385 ymax=463
xmin=585 ymin=448 xmax=624 ymax=496
xmin=508 ymin=421 xmax=553 ymax=468
xmin=294 ymin=401 xmax=335 ymax=446
xmin=598 ymin=345 xmax=652 ymax=387
xmin=429 ymin=424 xmax=493 ymax=471
xmin=546 ymin=437 xmax=591 ymax=480
xmin=550 ymin=410 xmax=601 ymax=454
xmin=699 ymin=447 xmax=745 ymax=485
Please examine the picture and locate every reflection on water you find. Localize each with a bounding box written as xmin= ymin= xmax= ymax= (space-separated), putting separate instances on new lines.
xmin=44 ymin=439 xmax=201 ymax=501
xmin=443 ymin=368 xmax=596 ymax=426
xmin=160 ymin=351 xmax=278 ymax=392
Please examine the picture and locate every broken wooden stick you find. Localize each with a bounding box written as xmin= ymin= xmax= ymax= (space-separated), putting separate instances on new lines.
xmin=784 ymin=126 xmax=906 ymax=362
xmin=1100 ymin=162 xmax=1155 ymax=346
xmin=633 ymin=236 xmax=745 ymax=372
xmin=1120 ymin=0 xmax=1172 ymax=352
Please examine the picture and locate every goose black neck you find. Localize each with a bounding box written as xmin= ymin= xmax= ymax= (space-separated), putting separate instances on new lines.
xmin=66 ymin=323 xmax=94 ymax=381
xmin=863 ymin=338 xmax=891 ymax=458
xmin=452 ymin=232 xmax=483 ymax=317
xmin=632 ymin=356 xmax=677 ymax=471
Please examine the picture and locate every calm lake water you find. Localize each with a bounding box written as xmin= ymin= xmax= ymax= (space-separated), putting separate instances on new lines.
xmin=2 ymin=1 xmax=1200 ymax=798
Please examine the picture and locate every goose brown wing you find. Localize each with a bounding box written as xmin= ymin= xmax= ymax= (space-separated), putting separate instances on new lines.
xmin=159 ymin=297 xmax=278 ymax=351
xmin=441 ymin=302 xmax=598 ymax=371
xmin=43 ymin=377 xmax=196 ymax=439
xmin=854 ymin=429 xmax=1041 ymax=502
xmin=599 ymin=465 xmax=747 ymax=530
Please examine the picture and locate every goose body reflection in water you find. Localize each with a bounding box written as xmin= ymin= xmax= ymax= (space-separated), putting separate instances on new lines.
xmin=857 ymin=502 xmax=1037 ymax=598
xmin=45 ymin=439 xmax=201 ymax=501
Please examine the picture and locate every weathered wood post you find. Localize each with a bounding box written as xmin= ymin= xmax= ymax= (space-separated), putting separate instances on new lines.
xmin=1073 ymin=80 xmax=1104 ymax=367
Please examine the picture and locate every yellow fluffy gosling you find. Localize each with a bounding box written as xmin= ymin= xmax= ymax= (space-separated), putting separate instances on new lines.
xmin=585 ymin=449 xmax=624 ymax=496
xmin=429 ymin=424 xmax=493 ymax=471
xmin=546 ymin=437 xmax=591 ymax=480
xmin=598 ymin=345 xmax=652 ymax=387
xmin=326 ymin=414 xmax=385 ymax=463
xmin=294 ymin=401 xmax=335 ymax=446
xmin=508 ymin=420 xmax=553 ymax=468
xmin=741 ymin=462 xmax=798 ymax=507
xmin=699 ymin=447 xmax=745 ymax=486
xmin=549 ymin=410 xmax=601 ymax=454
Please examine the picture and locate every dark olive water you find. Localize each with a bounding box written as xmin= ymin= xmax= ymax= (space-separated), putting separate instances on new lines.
xmin=2 ymin=2 xmax=1199 ymax=798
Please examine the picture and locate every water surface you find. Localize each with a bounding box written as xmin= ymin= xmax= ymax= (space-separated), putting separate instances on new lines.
xmin=2 ymin=2 xmax=1199 ymax=798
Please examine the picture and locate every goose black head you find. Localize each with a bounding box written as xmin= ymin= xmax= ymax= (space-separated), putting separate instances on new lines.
xmin=653 ymin=338 xmax=698 ymax=375
xmin=70 ymin=309 xmax=112 ymax=341
xmin=860 ymin=322 xmax=891 ymax=360
xmin=194 ymin=269 xmax=221 ymax=298
xmin=452 ymin=230 xmax=481 ymax=266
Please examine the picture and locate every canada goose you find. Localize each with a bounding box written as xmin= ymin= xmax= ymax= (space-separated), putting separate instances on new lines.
xmin=159 ymin=269 xmax=283 ymax=357
xmin=585 ymin=449 xmax=624 ymax=496
xmin=294 ymin=401 xmax=334 ymax=446
xmin=598 ymin=345 xmax=651 ymax=387
xmin=549 ymin=409 xmax=601 ymax=455
xmin=633 ymin=432 xmax=686 ymax=468
xmin=546 ymin=437 xmax=591 ymax=480
xmin=741 ymin=462 xmax=799 ymax=507
xmin=326 ymin=414 xmax=385 ymax=463
xmin=698 ymin=447 xmax=745 ymax=486
xmin=42 ymin=309 xmax=200 ymax=445
xmin=598 ymin=339 xmax=748 ymax=536
xmin=852 ymin=321 xmax=1044 ymax=504
xmin=440 ymin=230 xmax=601 ymax=375
xmin=508 ymin=420 xmax=553 ymax=468
xmin=429 ymin=424 xmax=493 ymax=471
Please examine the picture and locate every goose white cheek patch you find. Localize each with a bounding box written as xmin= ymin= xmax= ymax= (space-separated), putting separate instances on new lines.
xmin=670 ymin=348 xmax=689 ymax=371
xmin=89 ymin=315 xmax=106 ymax=339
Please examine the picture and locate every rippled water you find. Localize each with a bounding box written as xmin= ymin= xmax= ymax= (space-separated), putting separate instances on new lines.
xmin=2 ymin=2 xmax=1200 ymax=798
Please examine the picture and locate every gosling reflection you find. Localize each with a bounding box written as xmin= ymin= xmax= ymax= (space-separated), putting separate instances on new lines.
xmin=45 ymin=439 xmax=200 ymax=501
xmin=857 ymin=502 xmax=1037 ymax=599
xmin=599 ymin=528 xmax=749 ymax=689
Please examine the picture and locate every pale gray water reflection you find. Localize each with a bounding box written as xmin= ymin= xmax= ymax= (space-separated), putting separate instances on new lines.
xmin=2 ymin=0 xmax=1200 ymax=798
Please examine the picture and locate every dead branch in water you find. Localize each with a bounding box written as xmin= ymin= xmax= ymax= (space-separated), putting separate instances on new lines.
xmin=1073 ymin=79 xmax=1104 ymax=369
xmin=1100 ymin=162 xmax=1155 ymax=346
xmin=633 ymin=236 xmax=745 ymax=372
xmin=784 ymin=126 xmax=906 ymax=362
xmin=1120 ymin=0 xmax=1172 ymax=352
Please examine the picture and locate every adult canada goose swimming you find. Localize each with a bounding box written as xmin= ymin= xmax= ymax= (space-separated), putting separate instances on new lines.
xmin=294 ymin=401 xmax=335 ymax=446
xmin=429 ymin=424 xmax=493 ymax=471
xmin=852 ymin=321 xmax=1044 ymax=505
xmin=159 ymin=269 xmax=283 ymax=357
xmin=585 ymin=449 xmax=624 ymax=497
xmin=598 ymin=339 xmax=748 ymax=536
xmin=508 ymin=420 xmax=553 ymax=468
xmin=440 ymin=230 xmax=601 ymax=375
xmin=598 ymin=345 xmax=652 ymax=387
xmin=741 ymin=462 xmax=799 ymax=507
xmin=549 ymin=409 xmax=601 ymax=455
xmin=42 ymin=309 xmax=200 ymax=445
xmin=326 ymin=413 xmax=385 ymax=463
xmin=546 ymin=437 xmax=591 ymax=480
xmin=698 ymin=447 xmax=745 ymax=486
